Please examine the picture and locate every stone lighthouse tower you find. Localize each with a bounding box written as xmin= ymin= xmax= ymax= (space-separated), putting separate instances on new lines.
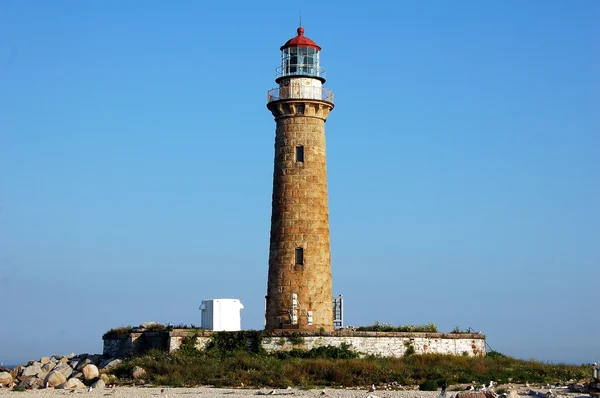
xmin=265 ymin=27 xmax=334 ymax=332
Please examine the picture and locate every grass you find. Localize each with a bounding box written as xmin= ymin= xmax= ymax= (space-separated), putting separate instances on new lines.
xmin=103 ymin=325 xmax=134 ymax=339
xmin=355 ymin=321 xmax=439 ymax=333
xmin=107 ymin=335 xmax=590 ymax=388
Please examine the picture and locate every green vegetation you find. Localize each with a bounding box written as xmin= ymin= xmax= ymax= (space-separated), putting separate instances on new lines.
xmin=103 ymin=325 xmax=134 ymax=339
xmin=102 ymin=323 xmax=202 ymax=339
xmin=106 ymin=332 xmax=589 ymax=388
xmin=356 ymin=321 xmax=439 ymax=333
xmin=419 ymin=379 xmax=439 ymax=391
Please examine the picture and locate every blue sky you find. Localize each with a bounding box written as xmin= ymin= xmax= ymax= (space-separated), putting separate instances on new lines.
xmin=1 ymin=0 xmax=598 ymax=365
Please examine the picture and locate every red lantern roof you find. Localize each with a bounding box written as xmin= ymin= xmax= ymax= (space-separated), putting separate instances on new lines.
xmin=280 ymin=27 xmax=321 ymax=51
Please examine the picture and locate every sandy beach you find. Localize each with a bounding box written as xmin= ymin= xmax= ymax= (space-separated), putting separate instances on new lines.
xmin=0 ymin=387 xmax=438 ymax=397
xmin=0 ymin=387 xmax=588 ymax=398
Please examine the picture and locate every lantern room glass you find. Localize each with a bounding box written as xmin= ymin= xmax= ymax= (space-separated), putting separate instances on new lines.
xmin=281 ymin=46 xmax=320 ymax=77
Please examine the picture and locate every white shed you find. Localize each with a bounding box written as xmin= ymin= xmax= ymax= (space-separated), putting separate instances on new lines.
xmin=199 ymin=298 xmax=244 ymax=331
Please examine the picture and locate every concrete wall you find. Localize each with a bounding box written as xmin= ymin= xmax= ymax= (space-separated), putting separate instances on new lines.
xmin=103 ymin=329 xmax=485 ymax=358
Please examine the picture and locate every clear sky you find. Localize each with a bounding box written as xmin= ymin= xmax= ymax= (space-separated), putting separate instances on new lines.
xmin=1 ymin=0 xmax=598 ymax=366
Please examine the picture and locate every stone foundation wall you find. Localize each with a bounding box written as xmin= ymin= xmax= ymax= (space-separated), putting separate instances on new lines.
xmin=103 ymin=329 xmax=485 ymax=358
xmin=261 ymin=333 xmax=485 ymax=357
xmin=102 ymin=332 xmax=166 ymax=358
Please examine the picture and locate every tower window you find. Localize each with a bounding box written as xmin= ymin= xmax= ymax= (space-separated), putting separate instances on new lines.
xmin=295 ymin=145 xmax=304 ymax=162
xmin=296 ymin=104 xmax=305 ymax=115
xmin=295 ymin=247 xmax=304 ymax=265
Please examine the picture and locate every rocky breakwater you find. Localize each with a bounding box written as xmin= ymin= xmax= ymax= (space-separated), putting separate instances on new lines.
xmin=0 ymin=353 xmax=123 ymax=391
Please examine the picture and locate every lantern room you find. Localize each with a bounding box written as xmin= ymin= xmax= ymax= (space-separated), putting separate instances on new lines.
xmin=276 ymin=27 xmax=326 ymax=83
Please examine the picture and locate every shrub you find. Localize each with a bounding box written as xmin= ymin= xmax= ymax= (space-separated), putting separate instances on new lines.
xmin=356 ymin=321 xmax=439 ymax=333
xmin=420 ymin=379 xmax=439 ymax=391
xmin=103 ymin=326 xmax=134 ymax=339
xmin=288 ymin=333 xmax=304 ymax=345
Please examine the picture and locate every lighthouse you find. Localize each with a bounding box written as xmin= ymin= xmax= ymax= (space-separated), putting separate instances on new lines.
xmin=265 ymin=27 xmax=335 ymax=332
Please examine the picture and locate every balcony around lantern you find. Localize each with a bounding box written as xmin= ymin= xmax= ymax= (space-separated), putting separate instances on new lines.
xmin=267 ymin=86 xmax=334 ymax=104
xmin=276 ymin=65 xmax=326 ymax=81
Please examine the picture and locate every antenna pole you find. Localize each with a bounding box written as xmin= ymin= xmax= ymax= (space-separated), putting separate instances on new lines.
xmin=299 ymin=10 xmax=302 ymax=27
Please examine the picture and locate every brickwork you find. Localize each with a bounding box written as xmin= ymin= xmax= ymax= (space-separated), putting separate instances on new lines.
xmin=266 ymin=99 xmax=334 ymax=332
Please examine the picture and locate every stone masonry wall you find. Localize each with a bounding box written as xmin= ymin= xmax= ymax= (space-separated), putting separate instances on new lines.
xmin=266 ymin=100 xmax=335 ymax=332
xmin=103 ymin=330 xmax=486 ymax=358
xmin=261 ymin=334 xmax=486 ymax=357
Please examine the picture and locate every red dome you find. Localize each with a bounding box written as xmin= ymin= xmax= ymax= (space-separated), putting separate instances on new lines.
xmin=280 ymin=27 xmax=321 ymax=51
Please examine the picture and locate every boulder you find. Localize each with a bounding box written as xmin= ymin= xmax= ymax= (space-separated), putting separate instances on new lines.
xmin=58 ymin=378 xmax=86 ymax=389
xmin=99 ymin=358 xmax=122 ymax=371
xmin=44 ymin=370 xmax=67 ymax=387
xmin=22 ymin=363 xmax=42 ymax=377
xmin=69 ymin=360 xmax=80 ymax=369
xmin=82 ymin=364 xmax=99 ymax=380
xmin=456 ymin=392 xmax=498 ymax=398
xmin=88 ymin=354 xmax=102 ymax=365
xmin=53 ymin=363 xmax=73 ymax=379
xmin=40 ymin=357 xmax=50 ymax=365
xmin=91 ymin=378 xmax=106 ymax=389
xmin=0 ymin=372 xmax=12 ymax=387
xmin=131 ymin=366 xmax=146 ymax=379
xmin=37 ymin=370 xmax=49 ymax=381
xmin=41 ymin=362 xmax=55 ymax=372
xmin=71 ymin=371 xmax=83 ymax=379
xmin=100 ymin=373 xmax=110 ymax=384
xmin=18 ymin=376 xmax=43 ymax=390
xmin=508 ymin=391 xmax=520 ymax=398
xmin=10 ymin=365 xmax=23 ymax=378
xmin=76 ymin=358 xmax=93 ymax=371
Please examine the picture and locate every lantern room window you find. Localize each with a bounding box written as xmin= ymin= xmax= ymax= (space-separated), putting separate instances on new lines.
xmin=282 ymin=47 xmax=320 ymax=77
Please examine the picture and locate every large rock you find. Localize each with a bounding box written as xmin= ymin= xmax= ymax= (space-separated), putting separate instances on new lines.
xmin=91 ymin=379 xmax=106 ymax=389
xmin=58 ymin=378 xmax=86 ymax=389
xmin=508 ymin=391 xmax=520 ymax=398
xmin=69 ymin=360 xmax=80 ymax=369
xmin=44 ymin=370 xmax=67 ymax=387
xmin=131 ymin=366 xmax=146 ymax=380
xmin=53 ymin=363 xmax=73 ymax=379
xmin=18 ymin=376 xmax=43 ymax=389
xmin=10 ymin=365 xmax=23 ymax=378
xmin=0 ymin=372 xmax=12 ymax=387
xmin=99 ymin=358 xmax=122 ymax=371
xmin=76 ymin=358 xmax=93 ymax=371
xmin=456 ymin=391 xmax=498 ymax=398
xmin=82 ymin=364 xmax=99 ymax=380
xmin=41 ymin=362 xmax=55 ymax=372
xmin=40 ymin=357 xmax=50 ymax=365
xmin=22 ymin=362 xmax=42 ymax=377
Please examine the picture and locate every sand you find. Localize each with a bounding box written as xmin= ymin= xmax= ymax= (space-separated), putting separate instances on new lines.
xmin=0 ymin=385 xmax=585 ymax=398
xmin=0 ymin=387 xmax=451 ymax=398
